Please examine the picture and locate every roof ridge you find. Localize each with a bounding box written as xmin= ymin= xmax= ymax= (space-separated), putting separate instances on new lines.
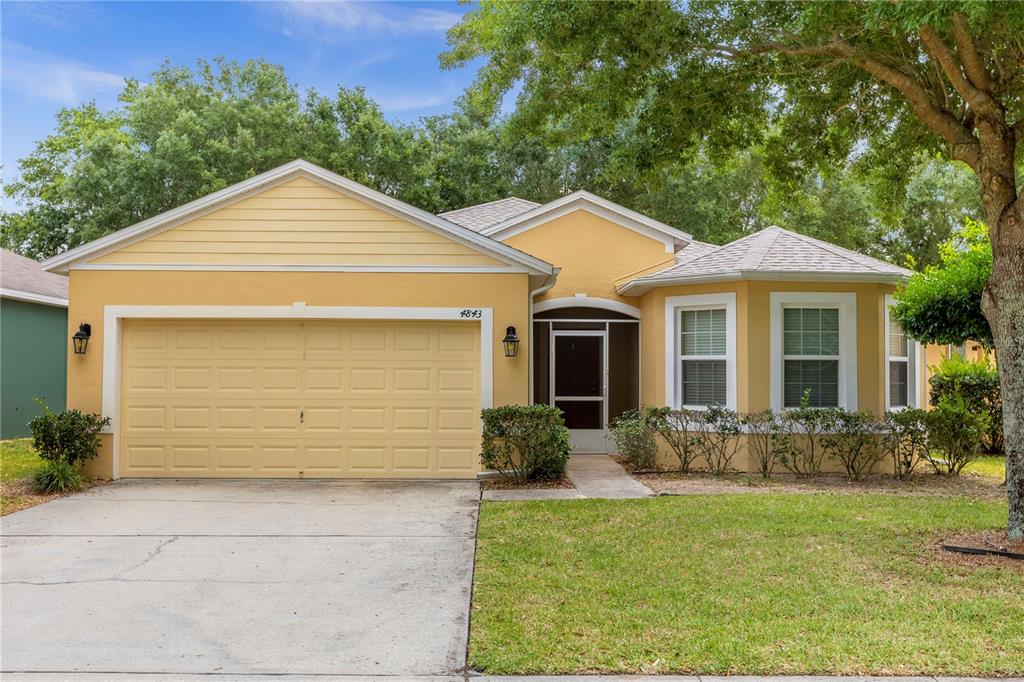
xmin=738 ymin=227 xmax=783 ymax=270
xmin=778 ymin=227 xmax=899 ymax=273
xmin=440 ymin=196 xmax=538 ymax=215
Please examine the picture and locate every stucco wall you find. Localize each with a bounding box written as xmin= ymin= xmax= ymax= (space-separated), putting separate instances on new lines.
xmin=66 ymin=270 xmax=531 ymax=478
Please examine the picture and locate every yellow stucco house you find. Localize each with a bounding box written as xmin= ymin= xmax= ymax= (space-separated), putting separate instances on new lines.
xmin=44 ymin=159 xmax=922 ymax=480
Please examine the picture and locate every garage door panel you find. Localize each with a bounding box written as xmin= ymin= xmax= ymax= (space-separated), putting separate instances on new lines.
xmin=120 ymin=319 xmax=481 ymax=479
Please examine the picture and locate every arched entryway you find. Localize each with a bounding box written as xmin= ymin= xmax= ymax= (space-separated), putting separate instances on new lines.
xmin=532 ymin=300 xmax=640 ymax=453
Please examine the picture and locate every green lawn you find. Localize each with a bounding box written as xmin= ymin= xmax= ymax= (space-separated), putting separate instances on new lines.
xmin=965 ymin=455 xmax=1006 ymax=480
xmin=471 ymin=494 xmax=1023 ymax=676
xmin=1 ymin=439 xmax=44 ymax=514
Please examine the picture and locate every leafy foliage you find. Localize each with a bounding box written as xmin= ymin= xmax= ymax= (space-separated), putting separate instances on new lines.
xmin=741 ymin=410 xmax=789 ymax=478
xmin=28 ymin=402 xmax=110 ymax=466
xmin=892 ymin=220 xmax=993 ymax=346
xmin=925 ymin=395 xmax=990 ymax=476
xmin=480 ymin=404 xmax=570 ymax=482
xmin=821 ymin=410 xmax=886 ymax=481
xmin=693 ymin=404 xmax=743 ymax=475
xmin=609 ymin=408 xmax=659 ymax=470
xmin=648 ymin=407 xmax=704 ymax=473
xmin=32 ymin=458 xmax=88 ymax=495
xmin=884 ymin=408 xmax=930 ymax=480
xmin=776 ymin=392 xmax=831 ymax=477
xmin=929 ymin=354 xmax=1003 ymax=453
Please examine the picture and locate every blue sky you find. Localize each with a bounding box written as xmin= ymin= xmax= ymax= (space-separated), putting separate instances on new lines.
xmin=2 ymin=1 xmax=481 ymax=191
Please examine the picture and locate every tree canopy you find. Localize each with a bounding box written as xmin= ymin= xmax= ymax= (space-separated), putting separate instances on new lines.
xmin=3 ymin=58 xmax=978 ymax=264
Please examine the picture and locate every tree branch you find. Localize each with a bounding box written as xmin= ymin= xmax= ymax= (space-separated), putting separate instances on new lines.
xmin=919 ymin=24 xmax=1000 ymax=119
xmin=747 ymin=38 xmax=981 ymax=168
xmin=950 ymin=13 xmax=995 ymax=93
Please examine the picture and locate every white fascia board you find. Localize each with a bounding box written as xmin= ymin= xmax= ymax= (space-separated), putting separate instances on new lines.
xmin=618 ymin=270 xmax=907 ymax=295
xmin=43 ymin=160 xmax=555 ymax=277
xmin=0 ymin=288 xmax=68 ymax=307
xmin=483 ymin=191 xmax=692 ymax=250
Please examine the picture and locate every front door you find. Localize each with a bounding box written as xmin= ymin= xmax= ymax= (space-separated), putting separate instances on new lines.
xmin=551 ymin=332 xmax=607 ymax=453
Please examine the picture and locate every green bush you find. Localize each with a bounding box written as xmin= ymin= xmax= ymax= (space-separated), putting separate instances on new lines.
xmin=648 ymin=407 xmax=704 ymax=473
xmin=925 ymin=395 xmax=989 ymax=475
xmin=777 ymin=392 xmax=832 ymax=477
xmin=741 ymin=410 xmax=789 ymax=478
xmin=610 ymin=408 xmax=658 ymax=470
xmin=480 ymin=404 xmax=570 ymax=482
xmin=928 ymin=354 xmax=1002 ymax=453
xmin=32 ymin=458 xmax=88 ymax=494
xmin=884 ymin=408 xmax=929 ymax=479
xmin=821 ymin=410 xmax=885 ymax=481
xmin=693 ymin=405 xmax=742 ymax=475
xmin=29 ymin=402 xmax=110 ymax=465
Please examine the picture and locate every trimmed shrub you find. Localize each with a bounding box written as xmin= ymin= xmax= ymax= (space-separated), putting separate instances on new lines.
xmin=648 ymin=407 xmax=703 ymax=473
xmin=925 ymin=395 xmax=989 ymax=475
xmin=928 ymin=355 xmax=1002 ymax=453
xmin=29 ymin=403 xmax=110 ymax=465
xmin=741 ymin=410 xmax=789 ymax=478
xmin=777 ymin=393 xmax=831 ymax=477
xmin=480 ymin=404 xmax=570 ymax=482
xmin=822 ymin=410 xmax=885 ymax=481
xmin=693 ymin=405 xmax=742 ymax=475
xmin=610 ymin=408 xmax=658 ymax=470
xmin=884 ymin=408 xmax=929 ymax=479
xmin=32 ymin=458 xmax=88 ymax=494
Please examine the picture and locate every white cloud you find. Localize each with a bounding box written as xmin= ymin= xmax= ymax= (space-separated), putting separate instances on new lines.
xmin=3 ymin=42 xmax=125 ymax=105
xmin=369 ymin=87 xmax=454 ymax=112
xmin=3 ymin=2 xmax=102 ymax=32
xmin=262 ymin=1 xmax=463 ymax=40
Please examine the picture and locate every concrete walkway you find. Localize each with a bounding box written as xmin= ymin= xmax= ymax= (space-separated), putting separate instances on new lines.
xmin=482 ymin=455 xmax=652 ymax=501
xmin=566 ymin=454 xmax=652 ymax=498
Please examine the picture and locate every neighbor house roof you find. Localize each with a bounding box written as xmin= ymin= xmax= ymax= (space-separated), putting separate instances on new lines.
xmin=618 ymin=226 xmax=912 ymax=295
xmin=440 ymin=197 xmax=540 ymax=233
xmin=41 ymin=160 xmax=557 ymax=280
xmin=1 ymin=248 xmax=68 ymax=307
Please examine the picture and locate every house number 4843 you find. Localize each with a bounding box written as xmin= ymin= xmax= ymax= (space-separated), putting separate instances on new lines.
xmin=459 ymin=309 xmax=483 ymax=318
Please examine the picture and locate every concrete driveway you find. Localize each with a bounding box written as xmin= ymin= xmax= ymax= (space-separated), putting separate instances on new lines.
xmin=1 ymin=479 xmax=479 ymax=678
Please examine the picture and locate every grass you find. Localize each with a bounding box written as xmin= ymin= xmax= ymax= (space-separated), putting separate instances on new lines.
xmin=1 ymin=438 xmax=46 ymax=514
xmin=965 ymin=455 xmax=1006 ymax=480
xmin=470 ymin=494 xmax=1023 ymax=676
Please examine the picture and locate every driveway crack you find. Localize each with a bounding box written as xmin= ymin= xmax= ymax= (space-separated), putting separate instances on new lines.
xmin=115 ymin=535 xmax=179 ymax=577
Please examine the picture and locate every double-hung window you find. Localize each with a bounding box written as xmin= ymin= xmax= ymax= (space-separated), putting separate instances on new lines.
xmin=665 ymin=293 xmax=736 ymax=409
xmin=782 ymin=307 xmax=840 ymax=407
xmin=770 ymin=292 xmax=856 ymax=411
xmin=679 ymin=308 xmax=727 ymax=406
xmin=885 ymin=297 xmax=917 ymax=409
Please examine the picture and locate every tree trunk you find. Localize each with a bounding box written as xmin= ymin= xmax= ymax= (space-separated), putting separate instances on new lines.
xmin=980 ymin=170 xmax=1023 ymax=540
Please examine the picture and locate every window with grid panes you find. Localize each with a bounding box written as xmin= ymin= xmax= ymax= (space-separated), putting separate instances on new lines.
xmin=679 ymin=308 xmax=727 ymax=406
xmin=783 ymin=307 xmax=839 ymax=407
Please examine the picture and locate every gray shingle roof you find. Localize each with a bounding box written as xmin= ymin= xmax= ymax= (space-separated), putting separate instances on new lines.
xmin=440 ymin=197 xmax=540 ymax=233
xmin=621 ymin=226 xmax=910 ymax=293
xmin=1 ymin=248 xmax=68 ymax=303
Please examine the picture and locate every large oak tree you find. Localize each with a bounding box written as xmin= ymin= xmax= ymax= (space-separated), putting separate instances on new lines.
xmin=444 ymin=1 xmax=1024 ymax=536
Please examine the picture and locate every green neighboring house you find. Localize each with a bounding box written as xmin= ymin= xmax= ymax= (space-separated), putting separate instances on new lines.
xmin=1 ymin=248 xmax=68 ymax=438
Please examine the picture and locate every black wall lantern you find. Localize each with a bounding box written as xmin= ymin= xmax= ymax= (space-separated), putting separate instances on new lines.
xmin=502 ymin=326 xmax=520 ymax=358
xmin=72 ymin=323 xmax=92 ymax=355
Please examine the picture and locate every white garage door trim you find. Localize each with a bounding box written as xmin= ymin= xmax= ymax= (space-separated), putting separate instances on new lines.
xmin=102 ymin=304 xmax=493 ymax=480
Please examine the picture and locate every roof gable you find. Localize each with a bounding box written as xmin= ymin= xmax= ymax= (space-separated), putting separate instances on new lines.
xmin=43 ymin=160 xmax=554 ymax=276
xmin=479 ymin=191 xmax=691 ymax=252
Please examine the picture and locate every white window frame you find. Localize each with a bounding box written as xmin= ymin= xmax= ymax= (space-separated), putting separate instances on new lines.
xmin=664 ymin=293 xmax=736 ymax=410
xmin=770 ymin=292 xmax=857 ymax=411
xmin=885 ymin=294 xmax=918 ymax=410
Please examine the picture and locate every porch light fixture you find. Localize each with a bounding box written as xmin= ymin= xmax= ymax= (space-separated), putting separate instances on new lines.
xmin=72 ymin=323 xmax=92 ymax=355
xmin=502 ymin=326 xmax=520 ymax=358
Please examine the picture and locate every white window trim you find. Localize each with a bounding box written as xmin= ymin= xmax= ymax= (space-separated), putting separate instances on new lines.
xmin=100 ymin=304 xmax=493 ymax=480
xmin=770 ymin=292 xmax=857 ymax=411
xmin=885 ymin=294 xmax=919 ymax=410
xmin=664 ymin=293 xmax=736 ymax=410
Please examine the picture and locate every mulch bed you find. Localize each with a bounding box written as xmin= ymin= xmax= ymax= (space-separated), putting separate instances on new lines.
xmin=0 ymin=477 xmax=105 ymax=516
xmin=480 ymin=476 xmax=575 ymax=490
xmin=624 ymin=464 xmax=1006 ymax=501
xmin=935 ymin=531 xmax=1024 ymax=568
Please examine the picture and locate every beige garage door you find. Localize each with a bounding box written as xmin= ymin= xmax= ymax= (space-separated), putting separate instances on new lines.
xmin=120 ymin=319 xmax=481 ymax=478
